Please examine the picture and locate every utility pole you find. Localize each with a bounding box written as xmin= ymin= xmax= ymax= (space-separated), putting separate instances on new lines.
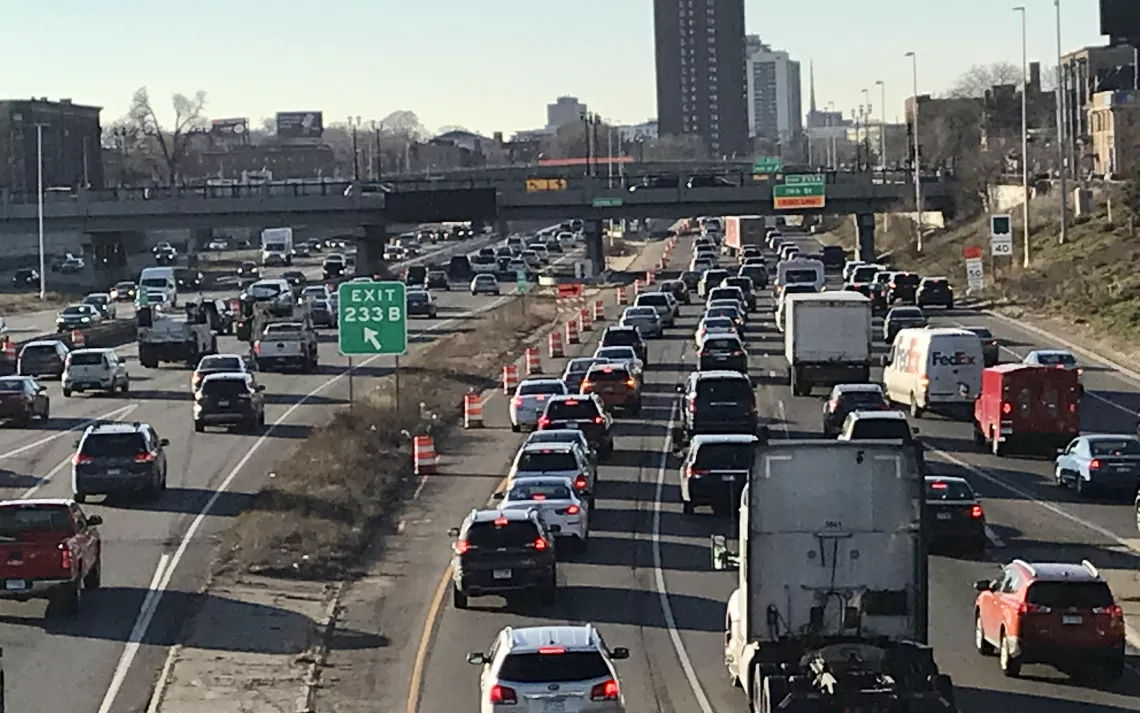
xmin=35 ymin=123 xmax=46 ymax=300
xmin=905 ymin=51 xmax=924 ymax=252
xmin=348 ymin=116 xmax=361 ymax=181
xmin=1015 ymin=6 xmax=1032 ymax=267
xmin=1054 ymin=0 xmax=1069 ymax=244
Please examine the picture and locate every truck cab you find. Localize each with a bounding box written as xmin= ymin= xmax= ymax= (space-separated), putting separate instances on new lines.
xmin=973 ymin=364 xmax=1080 ymax=457
xmin=138 ymin=267 xmax=178 ymax=308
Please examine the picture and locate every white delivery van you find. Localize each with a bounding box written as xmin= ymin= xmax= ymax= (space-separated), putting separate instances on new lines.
xmin=881 ymin=327 xmax=984 ymax=419
xmin=261 ymin=227 xmax=294 ymax=266
xmin=138 ymin=267 xmax=177 ymax=307
xmin=775 ymin=258 xmax=825 ymax=296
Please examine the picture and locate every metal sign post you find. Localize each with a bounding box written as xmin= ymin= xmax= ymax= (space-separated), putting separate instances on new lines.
xmin=989 ymin=214 xmax=1013 ymax=285
xmin=337 ymin=281 xmax=409 ymax=415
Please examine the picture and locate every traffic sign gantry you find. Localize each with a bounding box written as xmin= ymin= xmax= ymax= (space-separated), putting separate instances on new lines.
xmin=752 ymin=156 xmax=783 ymax=174
xmin=772 ymin=183 xmax=826 ymax=210
xmin=337 ymin=281 xmax=408 ymax=356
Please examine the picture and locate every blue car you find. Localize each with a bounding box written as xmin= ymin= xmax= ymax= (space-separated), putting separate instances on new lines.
xmin=1054 ymin=434 xmax=1140 ymax=498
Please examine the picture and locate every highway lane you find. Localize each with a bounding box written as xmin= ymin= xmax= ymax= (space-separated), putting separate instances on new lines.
xmin=0 ymin=233 xmax=568 ymax=712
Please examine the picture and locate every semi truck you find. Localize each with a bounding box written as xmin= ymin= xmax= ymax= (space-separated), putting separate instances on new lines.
xmin=785 ymin=291 xmax=873 ymax=396
xmin=711 ymin=440 xmax=957 ymax=713
xmin=261 ymin=228 xmax=294 ymax=266
xmin=724 ymin=216 xmax=767 ymax=256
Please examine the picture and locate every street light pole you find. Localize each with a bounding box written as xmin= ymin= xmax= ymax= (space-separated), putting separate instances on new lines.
xmin=875 ymin=80 xmax=887 ymax=169
xmin=1015 ymin=6 xmax=1032 ymax=267
xmin=905 ymin=51 xmax=924 ymax=252
xmin=348 ymin=116 xmax=360 ymax=181
xmin=1054 ymin=0 xmax=1069 ymax=244
xmin=35 ymin=123 xmax=46 ymax=300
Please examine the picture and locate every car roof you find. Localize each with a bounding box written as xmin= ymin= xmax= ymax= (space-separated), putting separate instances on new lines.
xmin=519 ymin=441 xmax=576 ymax=453
xmin=0 ymin=497 xmax=73 ymax=509
xmin=201 ymin=372 xmax=250 ymax=383
xmin=691 ymin=434 xmax=759 ymax=446
xmin=505 ymin=624 xmax=600 ymax=653
xmin=24 ymin=340 xmax=64 ymax=348
xmin=518 ymin=377 xmax=564 ymax=387
xmin=468 ymin=508 xmax=534 ymax=524
xmin=85 ymin=421 xmax=147 ymax=435
xmin=834 ymin=383 xmax=883 ymax=393
xmin=527 ymin=429 xmax=586 ymax=440
xmin=924 ymin=475 xmax=970 ymax=486
xmin=1028 ymin=348 xmax=1071 ymax=356
xmin=847 ymin=410 xmax=908 ymax=421
xmin=70 ymin=347 xmax=113 ymax=355
xmin=1011 ymin=560 xmax=1103 ymax=583
xmin=693 ymin=370 xmax=749 ymax=381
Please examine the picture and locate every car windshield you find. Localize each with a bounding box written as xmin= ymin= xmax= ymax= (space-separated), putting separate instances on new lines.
xmin=115 ymin=282 xmax=134 ymax=290
xmin=925 ymin=480 xmax=975 ymax=501
xmin=519 ymin=381 xmax=566 ymax=396
xmin=708 ymin=288 xmax=740 ymax=301
xmin=725 ymin=278 xmax=752 ymax=291
xmin=1035 ymin=352 xmax=1076 ymax=366
xmin=838 ymin=390 xmax=885 ymax=407
xmin=475 ymin=275 xmax=495 ymax=284
xmin=703 ymin=338 xmax=741 ymax=351
xmin=263 ymin=323 xmax=302 ymax=336
xmin=200 ymin=356 xmax=243 ymax=372
xmin=81 ymin=433 xmax=146 ymax=457
xmin=706 ymin=308 xmax=738 ymax=320
xmin=545 ymin=399 xmax=599 ymax=420
xmin=1026 ymin=581 xmax=1113 ymax=609
xmin=22 ymin=346 xmax=59 ymax=360
xmin=498 ymin=652 xmax=611 ymax=684
xmin=62 ymin=306 xmax=88 ymax=316
xmin=69 ymin=352 xmax=105 ymax=366
xmin=507 ymin=481 xmax=573 ymax=501
xmin=923 ymin=279 xmax=949 ymax=288
xmin=740 ymin=266 xmax=766 ymax=282
xmin=1088 ymin=438 xmax=1140 ymax=456
xmin=596 ymin=347 xmax=635 ymax=361
xmin=849 ymin=418 xmax=910 ymax=439
xmin=0 ymin=379 xmax=24 ymax=393
xmin=891 ymin=309 xmax=924 ymax=319
xmin=302 ymin=287 xmax=327 ymax=297
xmin=465 ymin=520 xmax=538 ymax=549
xmin=0 ymin=506 xmax=73 ymax=537
xmin=625 ymin=308 xmax=657 ymax=319
xmin=693 ymin=443 xmax=754 ymax=470
xmin=141 ymin=277 xmax=168 ymax=288
xmin=202 ymin=378 xmax=250 ymax=397
xmin=527 ymin=432 xmax=584 ymax=449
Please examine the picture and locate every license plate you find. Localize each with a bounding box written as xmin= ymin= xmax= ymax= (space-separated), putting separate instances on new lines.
xmin=492 ymin=569 xmax=512 ymax=580
xmin=543 ymin=699 xmax=565 ymax=713
xmin=721 ymin=474 xmax=735 ymax=482
xmin=1062 ymin=614 xmax=1083 ymax=625
xmin=936 ymin=512 xmax=952 ymax=520
xmin=107 ymin=469 xmax=121 ymax=476
xmin=5 ymin=580 xmax=25 ymax=591
xmin=218 ymin=400 xmax=230 ymax=407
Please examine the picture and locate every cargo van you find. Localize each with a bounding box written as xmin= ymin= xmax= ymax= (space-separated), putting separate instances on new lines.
xmin=138 ymin=267 xmax=177 ymax=307
xmin=881 ymin=327 xmax=984 ymax=420
xmin=775 ymin=258 xmax=825 ymax=296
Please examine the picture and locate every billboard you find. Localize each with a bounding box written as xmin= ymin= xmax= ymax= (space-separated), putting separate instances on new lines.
xmin=210 ymin=117 xmax=249 ymax=138
xmin=1101 ymin=0 xmax=1140 ymax=40
xmin=276 ymin=111 xmax=324 ymax=139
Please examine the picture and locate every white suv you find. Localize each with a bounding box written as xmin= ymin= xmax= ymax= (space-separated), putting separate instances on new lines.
xmin=467 ymin=624 xmax=630 ymax=713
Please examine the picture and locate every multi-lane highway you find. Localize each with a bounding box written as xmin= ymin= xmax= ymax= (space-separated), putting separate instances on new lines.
xmin=0 ymin=229 xmax=579 ymax=712
xmin=369 ymin=232 xmax=1140 ymax=713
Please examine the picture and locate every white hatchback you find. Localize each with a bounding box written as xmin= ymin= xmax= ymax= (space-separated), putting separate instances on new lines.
xmin=511 ymin=378 xmax=569 ymax=432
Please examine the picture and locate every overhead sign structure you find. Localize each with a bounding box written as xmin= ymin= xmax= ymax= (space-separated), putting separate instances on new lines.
xmin=752 ymin=157 xmax=783 ymax=174
xmin=210 ymin=118 xmax=249 ymax=139
xmin=773 ymin=181 xmax=826 ymax=210
xmin=337 ymin=281 xmax=407 ymax=356
xmin=592 ymin=197 xmax=623 ymax=208
xmin=989 ymin=213 xmax=1013 ymax=256
xmin=525 ymin=177 xmax=568 ymax=192
xmin=963 ymin=245 xmax=985 ymax=292
xmin=783 ymin=174 xmax=824 ymax=186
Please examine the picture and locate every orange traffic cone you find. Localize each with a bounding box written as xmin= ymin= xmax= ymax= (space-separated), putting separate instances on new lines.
xmin=548 ymin=331 xmax=564 ymax=358
xmin=71 ymin=329 xmax=85 ymax=348
xmin=565 ymin=319 xmax=580 ymax=345
xmin=525 ymin=347 xmax=542 ymax=375
xmin=503 ymin=364 xmax=520 ymax=394
xmin=413 ymin=435 xmax=438 ymax=475
xmin=593 ymin=300 xmax=606 ymax=321
xmin=463 ymin=393 xmax=484 ymax=428
xmin=616 ymin=287 xmax=628 ymax=305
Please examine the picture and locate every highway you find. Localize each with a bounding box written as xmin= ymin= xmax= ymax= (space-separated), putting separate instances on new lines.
xmin=376 ymin=233 xmax=1140 ymax=713
xmin=0 ymin=228 xmax=569 ymax=712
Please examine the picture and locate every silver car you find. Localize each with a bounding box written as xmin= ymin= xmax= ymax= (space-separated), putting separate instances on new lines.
xmin=507 ymin=442 xmax=597 ymax=503
xmin=620 ymin=306 xmax=663 ymax=338
xmin=510 ymin=377 xmax=569 ymax=432
xmin=470 ymin=274 xmax=501 ymax=295
xmin=562 ymin=357 xmax=609 ymax=392
xmin=634 ymin=292 xmax=678 ymax=327
xmin=592 ymin=346 xmax=644 ymax=375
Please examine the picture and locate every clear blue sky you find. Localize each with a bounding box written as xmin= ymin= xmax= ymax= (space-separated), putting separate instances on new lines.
xmin=3 ymin=0 xmax=1107 ymax=135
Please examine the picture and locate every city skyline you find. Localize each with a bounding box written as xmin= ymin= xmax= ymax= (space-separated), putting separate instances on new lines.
xmin=3 ymin=0 xmax=1108 ymax=136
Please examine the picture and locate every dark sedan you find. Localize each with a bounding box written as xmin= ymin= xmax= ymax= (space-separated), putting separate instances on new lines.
xmin=962 ymin=326 xmax=1000 ymax=367
xmin=406 ymin=290 xmax=438 ymax=318
xmin=924 ymin=476 xmax=986 ymax=552
xmin=882 ymin=306 xmax=928 ymax=342
xmin=426 ymin=269 xmax=450 ymax=290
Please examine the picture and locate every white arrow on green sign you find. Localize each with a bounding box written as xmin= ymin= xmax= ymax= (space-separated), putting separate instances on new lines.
xmin=752 ymin=157 xmax=782 ymax=174
xmin=337 ymin=280 xmax=408 ymax=356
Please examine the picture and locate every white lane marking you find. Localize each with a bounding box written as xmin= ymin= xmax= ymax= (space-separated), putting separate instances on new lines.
xmin=98 ymin=295 xmax=515 ymax=713
xmin=652 ymin=404 xmax=715 ymax=713
xmin=776 ymin=400 xmax=791 ymax=437
xmin=0 ymin=402 xmax=139 ymax=461
xmin=983 ymin=525 xmax=1005 ymax=548
xmin=929 ymin=447 xmax=1140 ymax=651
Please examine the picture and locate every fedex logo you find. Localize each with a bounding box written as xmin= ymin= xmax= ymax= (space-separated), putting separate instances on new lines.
xmin=932 ymin=351 xmax=976 ymax=366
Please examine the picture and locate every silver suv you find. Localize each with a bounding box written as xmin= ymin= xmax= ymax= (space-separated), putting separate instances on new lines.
xmin=467 ymin=624 xmax=630 ymax=712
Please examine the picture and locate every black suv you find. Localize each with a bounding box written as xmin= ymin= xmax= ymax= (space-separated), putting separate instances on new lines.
xmin=888 ymin=272 xmax=921 ymax=304
xmin=671 ymin=371 xmax=764 ymax=450
xmin=821 ymin=383 xmax=890 ymax=436
xmin=916 ymin=277 xmax=954 ymax=308
xmin=821 ymin=245 xmax=847 ymax=271
xmin=405 ymin=265 xmax=428 ymax=287
xmin=449 ymin=508 xmax=558 ymax=608
xmin=599 ymin=326 xmax=648 ymax=365
xmin=660 ymin=279 xmax=691 ymax=305
xmin=72 ymin=422 xmax=169 ymax=502
xmin=698 ymin=335 xmax=748 ymax=374
xmin=538 ymin=394 xmax=615 ymax=457
xmin=194 ymin=373 xmax=266 ymax=433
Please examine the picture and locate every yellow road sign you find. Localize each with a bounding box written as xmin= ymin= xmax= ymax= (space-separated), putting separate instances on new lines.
xmin=526 ymin=177 xmax=568 ymax=192
xmin=773 ymin=195 xmax=826 ymax=210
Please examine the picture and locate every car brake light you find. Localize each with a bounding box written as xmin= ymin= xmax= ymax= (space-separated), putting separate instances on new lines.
xmin=625 ymin=378 xmax=637 ymax=388
xmin=565 ymin=504 xmax=580 ymax=515
xmin=1056 ymin=363 xmax=1064 ymax=369
xmin=687 ymin=396 xmax=697 ymax=413
xmin=532 ymin=537 xmax=548 ymax=551
xmin=73 ymin=453 xmax=94 ymax=465
xmin=455 ymin=540 xmax=470 ymax=554
xmin=732 ymin=350 xmax=743 ymax=356
xmin=1069 ymin=402 xmax=1077 ymax=413
xmin=930 ymin=481 xmax=948 ymax=489
xmin=538 ymin=646 xmax=565 ymax=654
xmin=1090 ymin=459 xmax=1102 ymax=469
xmin=59 ymin=543 xmax=72 ymax=570
xmin=1018 ymin=602 xmax=1052 ymax=614
xmin=253 ymin=342 xmax=262 ymax=355
xmin=687 ymin=467 xmax=710 ymax=477
xmin=827 ymin=399 xmax=838 ymax=411
xmin=573 ymin=475 xmax=587 ymax=490
xmin=970 ymin=504 xmax=984 ymax=519
xmin=564 ymin=399 xmax=579 ymax=406
xmin=537 ymin=416 xmax=551 ymax=428
xmin=512 ymin=397 xmax=523 ymax=408
xmin=1001 ymin=402 xmax=1012 ymax=415
xmin=1094 ymin=605 xmax=1123 ymax=618
xmin=919 ymin=376 xmax=930 ymax=388
xmin=590 ymin=679 xmax=620 ymax=701
xmin=580 ymin=380 xmax=592 ymax=390
xmin=494 ymin=517 xmax=509 ymax=526
xmin=134 ymin=452 xmax=155 ymax=463
xmin=490 ymin=684 xmax=518 ymax=705
xmin=594 ymin=415 xmax=604 ymax=424
xmin=532 ymin=493 xmax=546 ymax=500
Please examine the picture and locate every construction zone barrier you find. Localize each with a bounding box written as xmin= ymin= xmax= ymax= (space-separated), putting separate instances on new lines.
xmin=463 ymin=392 xmax=484 ymax=428
xmin=633 ymin=279 xmax=643 ymax=296
xmin=616 ymin=287 xmax=628 ymax=306
xmin=503 ymin=364 xmax=520 ymax=394
xmin=525 ymin=347 xmax=542 ymax=375
xmin=593 ymin=300 xmax=606 ymax=321
xmin=659 ymin=254 xmax=668 ymax=269
xmin=548 ymin=331 xmax=564 ymax=358
xmin=2 ymin=340 xmax=14 ymax=362
xmin=413 ymin=435 xmax=438 ymax=475
xmin=645 ymin=270 xmax=655 ymax=285
xmin=579 ymin=307 xmax=593 ymax=332
xmin=70 ymin=329 xmax=85 ymax=348
xmin=565 ymin=319 xmax=580 ymax=345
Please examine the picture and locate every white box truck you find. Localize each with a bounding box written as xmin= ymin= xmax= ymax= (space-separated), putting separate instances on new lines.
xmin=261 ymin=228 xmax=294 ymax=266
xmin=711 ymin=440 xmax=957 ymax=713
xmin=785 ymin=291 xmax=873 ymax=396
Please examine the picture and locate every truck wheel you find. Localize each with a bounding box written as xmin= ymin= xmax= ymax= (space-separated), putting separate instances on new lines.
xmin=194 ymin=420 xmax=204 ymax=433
xmin=909 ymin=395 xmax=924 ymax=419
xmin=84 ymin=557 xmax=102 ymax=590
xmin=53 ymin=579 xmax=82 ymax=617
xmin=63 ymin=388 xmax=72 ymax=398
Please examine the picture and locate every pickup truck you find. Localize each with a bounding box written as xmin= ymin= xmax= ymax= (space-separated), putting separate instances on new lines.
xmin=0 ymin=498 xmax=102 ymax=616
xmin=254 ymin=321 xmax=319 ymax=372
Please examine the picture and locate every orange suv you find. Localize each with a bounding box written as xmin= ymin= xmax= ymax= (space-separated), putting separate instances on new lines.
xmin=973 ymin=559 xmax=1125 ymax=680
xmin=580 ymin=363 xmax=642 ymax=415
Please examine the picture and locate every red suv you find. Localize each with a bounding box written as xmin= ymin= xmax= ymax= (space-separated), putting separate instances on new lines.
xmin=974 ymin=559 xmax=1125 ymax=680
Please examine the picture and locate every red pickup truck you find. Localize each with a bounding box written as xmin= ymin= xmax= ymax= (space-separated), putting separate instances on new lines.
xmin=0 ymin=499 xmax=102 ymax=616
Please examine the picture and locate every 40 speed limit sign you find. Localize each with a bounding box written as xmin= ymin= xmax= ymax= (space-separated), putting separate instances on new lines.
xmin=989 ymin=214 xmax=1013 ymax=256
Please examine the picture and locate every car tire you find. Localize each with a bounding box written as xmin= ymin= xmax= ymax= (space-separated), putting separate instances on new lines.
xmin=63 ymin=388 xmax=72 ymax=398
xmin=54 ymin=579 xmax=82 ymax=617
xmin=121 ymin=380 xmax=130 ymax=394
xmin=682 ymin=500 xmax=695 ymax=515
xmin=1076 ymin=474 xmax=1090 ymax=498
xmin=194 ymin=420 xmax=205 ymax=433
xmin=84 ymin=557 xmax=102 ymax=590
xmin=909 ymin=395 xmax=923 ymax=419
xmin=74 ymin=493 xmax=86 ymax=504
xmin=511 ymin=423 xmax=521 ymax=433
xmin=1055 ymin=466 xmax=1068 ymax=488
xmin=998 ymin=631 xmax=1021 ymax=677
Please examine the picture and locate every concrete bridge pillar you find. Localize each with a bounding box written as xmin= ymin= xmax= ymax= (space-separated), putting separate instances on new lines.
xmin=854 ymin=213 xmax=876 ymax=263
xmin=583 ymin=219 xmax=605 ymax=276
xmin=358 ymin=224 xmax=390 ymax=278
xmin=497 ymin=220 xmax=510 ymax=238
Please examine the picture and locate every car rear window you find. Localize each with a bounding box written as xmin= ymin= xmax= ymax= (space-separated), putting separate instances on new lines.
xmin=69 ymin=352 xmax=105 ymax=366
xmin=0 ymin=380 xmax=23 ymax=393
xmin=498 ymin=652 xmax=610 ymax=684
xmin=596 ymin=348 xmax=636 ymax=361
xmin=894 ymin=274 xmax=920 ymax=286
xmin=704 ymin=271 xmax=729 ymax=284
xmin=250 ymin=284 xmax=282 ymax=298
xmin=638 ymin=294 xmax=668 ymax=306
xmin=264 ymin=323 xmax=301 ymax=336
xmin=703 ymin=338 xmax=741 ymax=351
xmin=852 ymin=267 xmax=879 ymax=282
xmin=81 ymin=433 xmax=146 ymax=457
xmin=849 ymin=419 xmax=911 ymax=440
xmin=546 ymin=399 xmax=599 ymax=421
xmin=602 ymin=330 xmax=639 ymax=347
xmin=1026 ymin=581 xmax=1113 ymax=609
xmin=838 ymin=390 xmax=885 ymax=407
xmin=587 ymin=366 xmax=632 ymax=382
xmin=784 ymin=269 xmax=818 ymax=283
xmin=925 ymin=480 xmax=975 ymax=501
xmin=922 ymin=279 xmax=949 ymax=288
xmin=694 ymin=443 xmax=754 ymax=470
xmin=891 ymin=309 xmax=923 ymax=319
xmin=508 ymin=481 xmax=573 ymax=501
xmin=408 ymin=293 xmax=429 ymax=303
xmin=966 ymin=328 xmax=993 ymax=339
xmin=22 ymin=346 xmax=58 ymax=360
xmin=706 ymin=308 xmax=738 ymax=320
xmin=1088 ymin=438 xmax=1140 ymax=456
xmin=725 ymin=278 xmax=753 ymax=291
xmin=566 ymin=359 xmax=601 ymax=375
xmin=739 ymin=267 xmax=766 ymax=282
xmin=695 ymin=379 xmax=753 ymax=406
xmin=465 ymin=520 xmax=539 ymax=549
xmin=201 ymin=357 xmax=243 ymax=372
xmin=823 ymin=246 xmax=845 ymax=258
xmin=202 ymin=379 xmax=250 ymax=397
xmin=702 ymin=317 xmax=735 ymax=330
xmin=0 ymin=506 xmax=73 ymax=538
xmin=517 ymin=451 xmax=579 ymax=472
xmin=1035 ymin=352 xmax=1076 ymax=366
xmin=519 ymin=381 xmax=566 ymax=396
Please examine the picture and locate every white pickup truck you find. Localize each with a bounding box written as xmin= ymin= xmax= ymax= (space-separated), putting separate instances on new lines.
xmin=254 ymin=321 xmax=319 ymax=372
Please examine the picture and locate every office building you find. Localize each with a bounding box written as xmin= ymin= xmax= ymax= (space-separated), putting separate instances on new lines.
xmin=547 ymin=97 xmax=587 ymax=130
xmin=0 ymin=98 xmax=104 ymax=194
xmin=1060 ymin=44 xmax=1135 ymax=171
xmin=745 ymin=36 xmax=803 ymax=155
xmin=653 ymin=0 xmax=749 ymax=157
xmin=1088 ymin=89 xmax=1140 ymax=175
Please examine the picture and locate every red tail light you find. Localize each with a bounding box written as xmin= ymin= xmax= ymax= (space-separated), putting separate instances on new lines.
xmin=590 ymin=679 xmax=620 ymax=701
xmin=687 ymin=396 xmax=697 ymax=413
xmin=1018 ymin=602 xmax=1052 ymax=614
xmin=1090 ymin=459 xmax=1102 ymax=470
xmin=573 ymin=475 xmax=587 ymax=490
xmin=537 ymin=416 xmax=551 ymax=429
xmin=489 ymin=684 xmax=517 ymax=705
xmin=512 ymin=397 xmax=523 ymax=408
xmin=134 ymin=452 xmax=155 ymax=463
xmin=700 ymin=351 xmax=710 ymax=357
xmin=1055 ymin=363 xmax=1065 ymax=369
xmin=827 ymin=399 xmax=838 ymax=412
xmin=1094 ymin=604 xmax=1124 ymax=618
xmin=625 ymin=378 xmax=637 ymax=388
xmin=455 ymin=540 xmax=470 ymax=554
xmin=1001 ymin=402 xmax=1011 ymax=415
xmin=580 ymin=380 xmax=592 ymax=390
xmin=532 ymin=537 xmax=548 ymax=551
xmin=970 ymin=504 xmax=984 ymax=519
xmin=686 ymin=467 xmax=710 ymax=478
xmin=253 ymin=342 xmax=262 ymax=355
xmin=73 ymin=454 xmax=94 ymax=465
xmin=59 ymin=544 xmax=72 ymax=571
xmin=732 ymin=350 xmax=743 ymax=356
xmin=594 ymin=415 xmax=604 ymax=424
xmin=538 ymin=646 xmax=566 ymax=654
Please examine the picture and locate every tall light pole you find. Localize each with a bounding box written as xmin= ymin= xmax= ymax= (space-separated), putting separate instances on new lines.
xmin=35 ymin=123 xmax=46 ymax=300
xmin=1054 ymin=0 xmax=1069 ymax=244
xmin=1015 ymin=6 xmax=1032 ymax=267
xmin=347 ymin=116 xmax=361 ymax=181
xmin=875 ymin=80 xmax=887 ymax=169
xmin=905 ymin=51 xmax=924 ymax=252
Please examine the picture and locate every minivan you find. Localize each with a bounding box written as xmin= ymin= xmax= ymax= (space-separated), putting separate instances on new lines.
xmin=882 ymin=327 xmax=985 ymax=420
xmin=138 ymin=267 xmax=177 ymax=307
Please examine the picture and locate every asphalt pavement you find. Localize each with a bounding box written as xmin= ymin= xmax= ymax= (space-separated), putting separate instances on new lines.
xmin=395 ymin=234 xmax=1140 ymax=713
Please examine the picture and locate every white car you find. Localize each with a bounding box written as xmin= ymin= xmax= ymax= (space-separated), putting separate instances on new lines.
xmin=527 ymin=244 xmax=550 ymax=263
xmin=62 ymin=348 xmax=129 ymax=397
xmin=510 ymin=378 xmax=569 ymax=432
xmin=694 ymin=316 xmax=739 ymax=347
xmin=1023 ymin=349 xmax=1083 ymax=386
xmin=508 ymin=441 xmax=596 ymax=503
xmin=301 ymin=285 xmax=331 ymax=302
xmin=689 ymin=256 xmax=716 ymax=273
xmin=524 ymin=428 xmax=598 ymax=466
xmin=619 ymin=306 xmax=663 ymax=338
xmin=493 ymin=475 xmax=589 ymax=551
xmin=470 ymin=274 xmax=501 ymax=295
xmin=592 ymin=345 xmax=644 ymax=375
xmin=467 ymin=624 xmax=629 ymax=713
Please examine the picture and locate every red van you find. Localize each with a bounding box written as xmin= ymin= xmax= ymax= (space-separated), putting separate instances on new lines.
xmin=973 ymin=364 xmax=1080 ymax=457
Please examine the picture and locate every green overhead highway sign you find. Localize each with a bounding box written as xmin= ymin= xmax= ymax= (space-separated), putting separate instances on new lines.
xmin=337 ymin=280 xmax=408 ymax=356
xmin=752 ymin=157 xmax=783 ymax=174
xmin=784 ymin=174 xmax=824 ymax=186
xmin=772 ymin=183 xmax=826 ymax=210
xmin=592 ymin=197 xmax=623 ymax=208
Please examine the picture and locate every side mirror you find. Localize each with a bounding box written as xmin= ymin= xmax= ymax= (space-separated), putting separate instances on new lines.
xmin=610 ymin=647 xmax=630 ymax=660
xmin=159 ymin=438 xmax=170 ymax=447
xmin=710 ymin=534 xmax=739 ymax=571
xmin=879 ymin=355 xmax=890 ymax=367
xmin=37 ymin=386 xmax=46 ymax=393
xmin=257 ymin=385 xmax=266 ymax=392
xmin=466 ymin=652 xmax=487 ymax=665
xmin=1056 ymin=448 xmax=1065 ymax=456
xmin=974 ymin=579 xmax=993 ymax=592
xmin=86 ymin=515 xmax=103 ymax=526
xmin=448 ymin=527 xmax=461 ymax=537
xmin=491 ymin=491 xmax=505 ymax=500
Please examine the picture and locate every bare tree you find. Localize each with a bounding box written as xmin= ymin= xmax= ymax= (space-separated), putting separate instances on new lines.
xmin=641 ymin=134 xmax=709 ymax=161
xmin=945 ymin=62 xmax=1023 ymax=98
xmin=378 ymin=110 xmax=427 ymax=141
xmin=127 ymin=87 xmax=208 ymax=185
xmin=435 ymin=125 xmax=471 ymax=136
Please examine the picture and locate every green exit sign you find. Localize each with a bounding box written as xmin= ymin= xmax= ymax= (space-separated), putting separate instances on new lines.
xmin=592 ymin=197 xmax=623 ymax=208
xmin=784 ymin=174 xmax=824 ymax=186
xmin=752 ymin=157 xmax=783 ymax=174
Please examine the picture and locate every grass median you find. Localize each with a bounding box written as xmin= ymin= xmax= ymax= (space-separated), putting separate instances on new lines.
xmin=220 ymin=294 xmax=561 ymax=580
